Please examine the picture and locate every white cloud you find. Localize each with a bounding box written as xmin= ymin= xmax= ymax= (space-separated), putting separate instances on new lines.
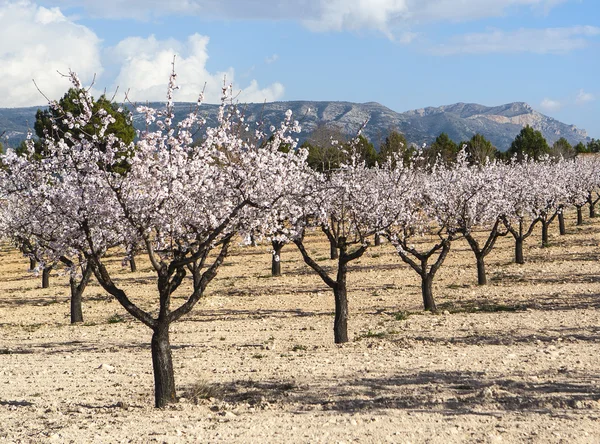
xmin=42 ymin=0 xmax=570 ymax=35
xmin=0 ymin=2 xmax=284 ymax=106
xmin=108 ymin=34 xmax=284 ymax=104
xmin=540 ymin=98 xmax=562 ymax=111
xmin=432 ymin=26 xmax=600 ymax=55
xmin=0 ymin=1 xmax=102 ymax=107
xmin=576 ymin=89 xmax=595 ymax=104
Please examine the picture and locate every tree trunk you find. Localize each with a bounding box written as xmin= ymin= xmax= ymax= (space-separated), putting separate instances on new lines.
xmin=329 ymin=239 xmax=339 ymax=260
xmin=271 ymin=241 xmax=283 ymax=277
xmin=29 ymin=257 xmax=36 ymax=271
xmin=515 ymin=237 xmax=524 ymax=265
xmin=333 ymin=284 xmax=349 ymax=344
xmin=421 ymin=275 xmax=436 ymax=312
xmin=558 ymin=212 xmax=566 ymax=235
xmin=577 ymin=207 xmax=583 ymax=226
xmin=129 ymin=255 xmax=137 ymax=273
xmin=42 ymin=266 xmax=52 ymax=289
xmin=541 ymin=223 xmax=549 ymax=248
xmin=69 ymin=264 xmax=92 ymax=324
xmin=476 ymin=254 xmax=487 ymax=286
xmin=151 ymin=322 xmax=177 ymax=408
xmin=590 ymin=201 xmax=596 ymax=218
xmin=70 ymin=276 xmax=84 ymax=324
xmin=374 ymin=233 xmax=382 ymax=246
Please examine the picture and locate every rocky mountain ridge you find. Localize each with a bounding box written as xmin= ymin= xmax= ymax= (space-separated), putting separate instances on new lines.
xmin=0 ymin=100 xmax=590 ymax=151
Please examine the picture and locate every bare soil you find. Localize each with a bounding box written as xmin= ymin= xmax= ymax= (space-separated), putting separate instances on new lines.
xmin=1 ymin=212 xmax=600 ymax=443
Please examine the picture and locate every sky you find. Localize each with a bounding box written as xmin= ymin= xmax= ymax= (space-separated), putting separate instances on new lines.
xmin=0 ymin=0 xmax=599 ymax=138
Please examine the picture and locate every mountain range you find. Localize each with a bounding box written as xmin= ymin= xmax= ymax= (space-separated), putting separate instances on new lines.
xmin=0 ymin=100 xmax=590 ymax=151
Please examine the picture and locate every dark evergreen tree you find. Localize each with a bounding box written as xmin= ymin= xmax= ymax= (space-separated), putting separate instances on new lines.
xmin=507 ymin=125 xmax=550 ymax=161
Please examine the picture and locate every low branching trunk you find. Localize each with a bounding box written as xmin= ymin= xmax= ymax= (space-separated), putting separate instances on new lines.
xmin=420 ymin=274 xmax=436 ymax=312
xmin=374 ymin=233 xmax=382 ymax=246
xmin=558 ymin=211 xmax=566 ymax=236
xmin=29 ymin=257 xmax=36 ymax=272
xmin=540 ymin=211 xmax=559 ymax=248
xmin=587 ymin=191 xmax=600 ymax=218
xmin=464 ymin=219 xmax=506 ymax=286
xmin=66 ymin=261 xmax=93 ymax=324
xmin=88 ymin=235 xmax=233 ymax=408
xmin=388 ymin=234 xmax=453 ymax=312
xmin=42 ymin=265 xmax=52 ymax=289
xmin=129 ymin=255 xmax=137 ymax=273
xmin=294 ymin=233 xmax=367 ymax=344
xmin=576 ymin=206 xmax=584 ymax=226
xmin=333 ymin=284 xmax=349 ymax=343
xmin=151 ymin=321 xmax=176 ymax=408
xmin=271 ymin=240 xmax=284 ymax=277
xmin=504 ymin=218 xmax=538 ymax=265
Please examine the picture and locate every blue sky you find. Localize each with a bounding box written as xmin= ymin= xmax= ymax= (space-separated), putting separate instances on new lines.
xmin=1 ymin=0 xmax=598 ymax=138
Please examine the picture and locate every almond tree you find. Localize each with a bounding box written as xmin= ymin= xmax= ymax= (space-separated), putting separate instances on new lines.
xmin=567 ymin=156 xmax=600 ymax=225
xmin=501 ymin=158 xmax=545 ymax=263
xmin=291 ymin=152 xmax=405 ymax=343
xmin=448 ymin=154 xmax=508 ymax=285
xmin=533 ymin=159 xmax=570 ymax=247
xmin=4 ymin=68 xmax=307 ymax=408
xmin=1 ymin=146 xmax=96 ymax=323
xmin=384 ymin=161 xmax=463 ymax=312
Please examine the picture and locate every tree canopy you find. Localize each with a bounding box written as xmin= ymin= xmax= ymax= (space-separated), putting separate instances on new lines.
xmin=550 ymin=137 xmax=575 ymax=159
xmin=379 ymin=129 xmax=414 ymax=166
xmin=425 ymin=132 xmax=459 ymax=164
xmin=507 ymin=125 xmax=550 ymax=161
xmin=462 ymin=133 xmax=497 ymax=164
xmin=22 ymin=88 xmax=135 ymax=161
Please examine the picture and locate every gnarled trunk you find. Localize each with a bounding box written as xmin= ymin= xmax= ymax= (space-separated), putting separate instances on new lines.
xmin=421 ymin=274 xmax=436 ymax=312
xmin=515 ymin=237 xmax=524 ymax=264
xmin=476 ymin=254 xmax=487 ymax=286
xmin=129 ymin=255 xmax=137 ymax=273
xmin=69 ymin=263 xmax=92 ymax=324
xmin=577 ymin=207 xmax=583 ymax=226
xmin=333 ymin=284 xmax=349 ymax=344
xmin=271 ymin=241 xmax=284 ymax=277
xmin=29 ymin=257 xmax=36 ymax=271
xmin=70 ymin=276 xmax=84 ymax=324
xmin=374 ymin=233 xmax=382 ymax=246
xmin=541 ymin=222 xmax=550 ymax=247
xmin=558 ymin=212 xmax=566 ymax=235
xmin=42 ymin=266 xmax=52 ymax=289
xmin=151 ymin=322 xmax=176 ymax=408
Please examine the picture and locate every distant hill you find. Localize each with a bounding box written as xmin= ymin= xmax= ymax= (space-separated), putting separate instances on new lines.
xmin=0 ymin=100 xmax=590 ymax=151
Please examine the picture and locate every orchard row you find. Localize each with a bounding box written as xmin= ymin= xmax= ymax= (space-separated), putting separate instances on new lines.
xmin=1 ymin=70 xmax=598 ymax=407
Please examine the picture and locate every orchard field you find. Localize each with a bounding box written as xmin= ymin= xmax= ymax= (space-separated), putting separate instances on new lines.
xmin=1 ymin=210 xmax=599 ymax=443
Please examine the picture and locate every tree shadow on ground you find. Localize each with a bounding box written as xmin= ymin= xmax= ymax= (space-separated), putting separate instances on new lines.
xmin=0 ymin=400 xmax=34 ymax=407
xmin=209 ymin=369 xmax=600 ymax=417
xmin=185 ymin=308 xmax=336 ymax=323
xmin=404 ymin=326 xmax=600 ymax=346
xmin=440 ymin=291 xmax=600 ymax=312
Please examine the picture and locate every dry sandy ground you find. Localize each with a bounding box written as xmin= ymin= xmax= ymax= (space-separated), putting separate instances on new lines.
xmin=1 ymin=212 xmax=600 ymax=443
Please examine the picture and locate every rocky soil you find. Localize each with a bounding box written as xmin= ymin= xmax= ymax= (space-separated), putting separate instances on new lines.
xmin=1 ymin=211 xmax=600 ymax=443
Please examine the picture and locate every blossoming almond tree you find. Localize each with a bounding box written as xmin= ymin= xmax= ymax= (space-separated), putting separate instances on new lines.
xmin=501 ymin=157 xmax=548 ymax=263
xmin=1 ymin=135 xmax=99 ymax=323
xmin=566 ymin=156 xmax=600 ymax=226
xmin=445 ymin=153 xmax=509 ymax=285
xmin=6 ymin=67 xmax=307 ymax=408
xmin=384 ymin=160 xmax=466 ymax=312
xmin=291 ymin=153 xmax=405 ymax=343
